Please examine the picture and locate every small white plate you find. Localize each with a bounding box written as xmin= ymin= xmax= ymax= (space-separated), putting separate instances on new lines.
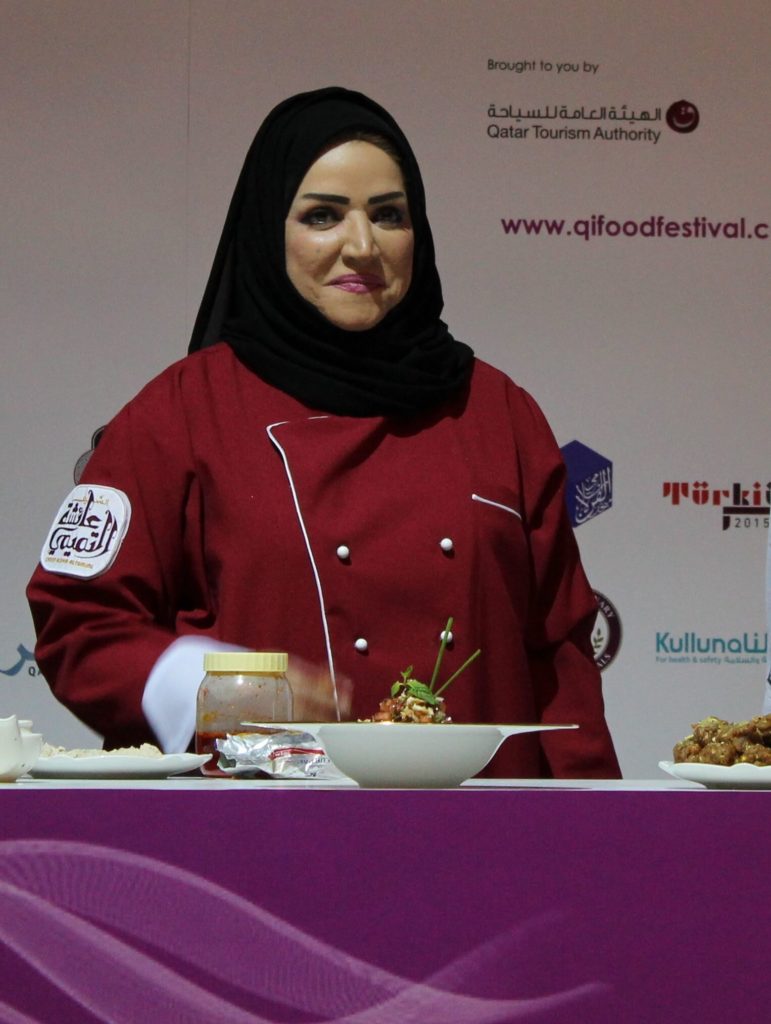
xmin=29 ymin=753 xmax=209 ymax=780
xmin=659 ymin=760 xmax=771 ymax=790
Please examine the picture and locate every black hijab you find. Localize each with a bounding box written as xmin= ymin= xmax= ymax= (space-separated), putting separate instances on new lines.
xmin=188 ymin=86 xmax=473 ymax=417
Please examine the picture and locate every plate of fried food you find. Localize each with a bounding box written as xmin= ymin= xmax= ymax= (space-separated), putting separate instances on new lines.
xmin=659 ymin=713 xmax=771 ymax=789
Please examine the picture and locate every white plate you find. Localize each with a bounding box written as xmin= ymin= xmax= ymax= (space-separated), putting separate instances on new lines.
xmin=309 ymin=722 xmax=577 ymax=789
xmin=29 ymin=753 xmax=209 ymax=780
xmin=659 ymin=760 xmax=771 ymax=790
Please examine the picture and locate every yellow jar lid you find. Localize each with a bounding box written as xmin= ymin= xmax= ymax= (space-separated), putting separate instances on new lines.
xmin=203 ymin=651 xmax=288 ymax=673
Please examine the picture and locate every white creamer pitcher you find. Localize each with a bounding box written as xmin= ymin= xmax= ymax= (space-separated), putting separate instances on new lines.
xmin=0 ymin=715 xmax=42 ymax=781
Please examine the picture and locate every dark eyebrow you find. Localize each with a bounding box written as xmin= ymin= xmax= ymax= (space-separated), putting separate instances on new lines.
xmin=300 ymin=191 xmax=406 ymax=205
xmin=368 ymin=191 xmax=405 ymax=204
xmin=302 ymin=192 xmax=349 ymax=204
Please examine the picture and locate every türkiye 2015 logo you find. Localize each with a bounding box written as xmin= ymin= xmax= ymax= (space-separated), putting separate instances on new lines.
xmin=592 ymin=591 xmax=622 ymax=671
xmin=560 ymin=440 xmax=613 ymax=527
xmin=662 ymin=480 xmax=770 ymax=530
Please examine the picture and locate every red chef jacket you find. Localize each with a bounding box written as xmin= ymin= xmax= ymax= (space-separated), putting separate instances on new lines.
xmin=27 ymin=343 xmax=620 ymax=778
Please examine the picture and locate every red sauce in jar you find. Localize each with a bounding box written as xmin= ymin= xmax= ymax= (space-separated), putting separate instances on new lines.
xmin=195 ymin=730 xmax=229 ymax=777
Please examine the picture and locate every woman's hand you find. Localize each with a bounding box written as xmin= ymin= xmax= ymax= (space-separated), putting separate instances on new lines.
xmin=286 ymin=657 xmax=352 ymax=722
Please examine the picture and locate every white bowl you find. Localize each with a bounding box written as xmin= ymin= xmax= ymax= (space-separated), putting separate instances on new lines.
xmin=315 ymin=722 xmax=577 ymax=788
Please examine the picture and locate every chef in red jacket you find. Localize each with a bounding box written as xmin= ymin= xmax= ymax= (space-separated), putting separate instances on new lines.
xmin=27 ymin=87 xmax=620 ymax=779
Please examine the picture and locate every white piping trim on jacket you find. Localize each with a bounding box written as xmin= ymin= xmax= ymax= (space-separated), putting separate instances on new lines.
xmin=471 ymin=493 xmax=522 ymax=520
xmin=266 ymin=419 xmax=340 ymax=719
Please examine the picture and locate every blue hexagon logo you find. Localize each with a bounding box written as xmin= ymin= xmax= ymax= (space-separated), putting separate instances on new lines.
xmin=560 ymin=440 xmax=613 ymax=527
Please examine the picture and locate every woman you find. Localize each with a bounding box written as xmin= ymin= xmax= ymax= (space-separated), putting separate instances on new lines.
xmin=27 ymin=87 xmax=620 ymax=778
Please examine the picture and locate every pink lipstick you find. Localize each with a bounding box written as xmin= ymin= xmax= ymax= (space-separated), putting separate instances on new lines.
xmin=329 ymin=273 xmax=385 ymax=293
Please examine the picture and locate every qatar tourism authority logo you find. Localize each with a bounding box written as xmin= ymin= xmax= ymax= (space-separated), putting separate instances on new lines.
xmin=0 ymin=644 xmax=39 ymax=678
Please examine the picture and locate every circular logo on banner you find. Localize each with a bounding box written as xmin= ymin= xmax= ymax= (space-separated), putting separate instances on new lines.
xmin=666 ymin=100 xmax=700 ymax=133
xmin=591 ymin=591 xmax=622 ymax=670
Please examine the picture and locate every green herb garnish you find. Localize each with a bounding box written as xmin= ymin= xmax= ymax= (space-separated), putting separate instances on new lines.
xmin=392 ymin=618 xmax=481 ymax=705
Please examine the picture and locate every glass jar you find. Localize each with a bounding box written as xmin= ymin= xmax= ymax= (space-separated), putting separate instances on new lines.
xmin=195 ymin=651 xmax=292 ymax=776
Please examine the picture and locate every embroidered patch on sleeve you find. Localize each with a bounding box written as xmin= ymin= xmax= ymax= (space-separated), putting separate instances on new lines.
xmin=40 ymin=485 xmax=132 ymax=578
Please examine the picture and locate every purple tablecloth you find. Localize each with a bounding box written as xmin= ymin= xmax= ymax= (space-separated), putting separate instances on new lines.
xmin=0 ymin=785 xmax=767 ymax=1022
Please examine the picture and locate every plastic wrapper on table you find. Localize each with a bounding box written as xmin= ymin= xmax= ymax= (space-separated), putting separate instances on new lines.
xmin=215 ymin=728 xmax=348 ymax=779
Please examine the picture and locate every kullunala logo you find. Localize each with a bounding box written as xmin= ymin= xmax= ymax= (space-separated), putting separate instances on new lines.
xmin=655 ymin=630 xmax=767 ymax=666
xmin=663 ymin=480 xmax=770 ymax=531
xmin=560 ymin=440 xmax=612 ymax=527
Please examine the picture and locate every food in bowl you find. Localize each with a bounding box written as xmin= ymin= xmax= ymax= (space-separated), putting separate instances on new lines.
xmin=369 ymin=668 xmax=451 ymax=723
xmin=364 ymin=617 xmax=480 ymax=723
xmin=673 ymin=714 xmax=771 ymax=766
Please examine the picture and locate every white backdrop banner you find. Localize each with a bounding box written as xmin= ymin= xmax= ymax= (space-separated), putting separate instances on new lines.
xmin=2 ymin=0 xmax=768 ymax=775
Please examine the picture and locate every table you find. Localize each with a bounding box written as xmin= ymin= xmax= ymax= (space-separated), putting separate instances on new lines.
xmin=0 ymin=778 xmax=767 ymax=1023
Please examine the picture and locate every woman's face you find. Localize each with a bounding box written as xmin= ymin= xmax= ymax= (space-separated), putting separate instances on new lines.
xmin=285 ymin=140 xmax=414 ymax=331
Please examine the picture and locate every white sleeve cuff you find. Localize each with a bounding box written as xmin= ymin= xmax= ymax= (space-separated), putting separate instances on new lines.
xmin=142 ymin=636 xmax=246 ymax=753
